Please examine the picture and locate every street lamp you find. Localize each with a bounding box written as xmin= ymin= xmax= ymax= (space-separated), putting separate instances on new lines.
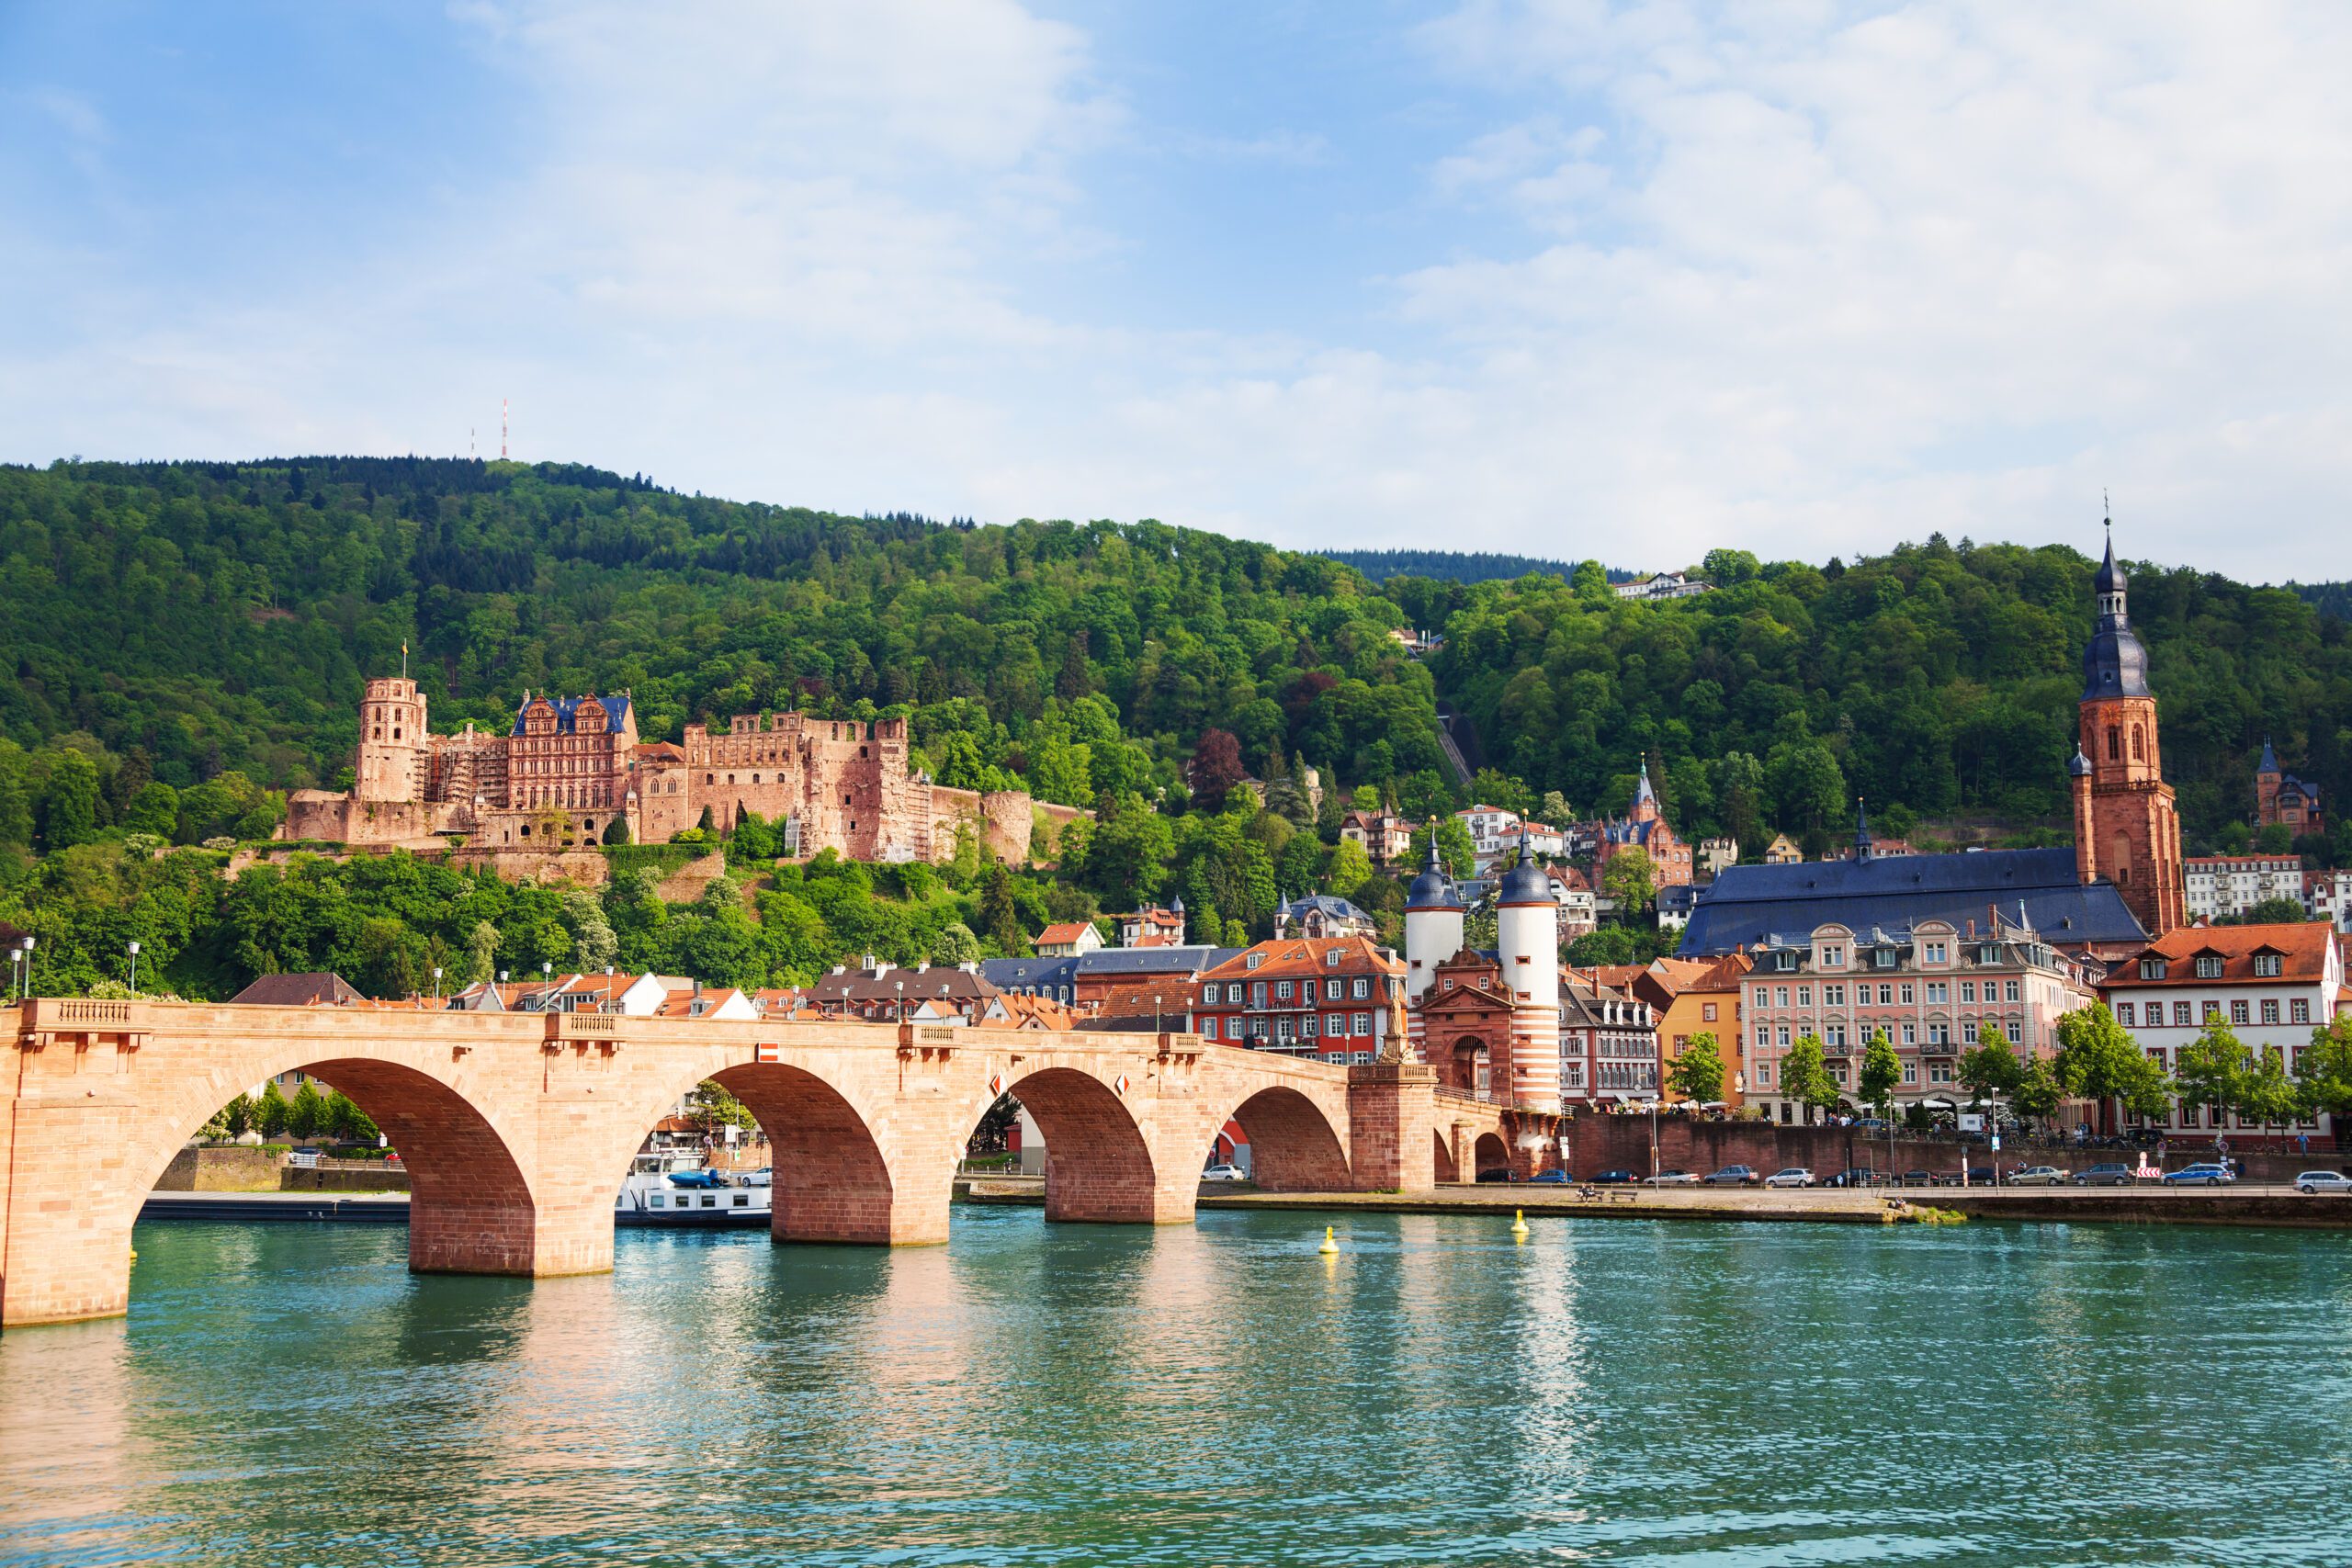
xmin=18 ymin=935 xmax=32 ymax=1000
xmin=1154 ymin=994 xmax=1163 ymax=1033
xmin=433 ymin=965 xmax=443 ymax=1003
xmin=895 ymin=978 xmax=905 ymax=1023
xmin=127 ymin=939 xmax=141 ymax=995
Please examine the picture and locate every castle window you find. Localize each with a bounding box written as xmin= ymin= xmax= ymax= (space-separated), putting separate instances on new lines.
xmin=2107 ymin=727 xmax=2120 ymax=760
xmin=393 ymin=729 xmax=401 ymax=740
xmin=2132 ymin=727 xmax=2144 ymax=761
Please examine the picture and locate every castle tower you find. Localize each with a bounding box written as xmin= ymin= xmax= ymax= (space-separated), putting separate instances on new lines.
xmin=355 ymin=676 xmax=426 ymax=803
xmin=1628 ymin=758 xmax=1661 ymax=824
xmin=1402 ymin=825 xmax=1464 ymax=1061
xmin=2256 ymin=736 xmax=2282 ymax=825
xmin=2072 ymin=526 xmax=2185 ymax=935
xmin=1495 ymin=828 xmax=1562 ymax=1113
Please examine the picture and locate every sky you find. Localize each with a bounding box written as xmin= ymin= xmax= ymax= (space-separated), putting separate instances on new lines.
xmin=4 ymin=0 xmax=2350 ymax=577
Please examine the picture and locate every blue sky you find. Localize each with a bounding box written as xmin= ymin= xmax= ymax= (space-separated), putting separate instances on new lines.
xmin=6 ymin=1 xmax=2351 ymax=575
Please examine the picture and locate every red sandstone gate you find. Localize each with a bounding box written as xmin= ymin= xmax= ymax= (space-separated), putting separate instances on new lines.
xmin=0 ymin=999 xmax=1508 ymax=1327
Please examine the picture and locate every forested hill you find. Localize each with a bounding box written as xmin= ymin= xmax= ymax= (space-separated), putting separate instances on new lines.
xmin=1 ymin=458 xmax=2347 ymax=870
xmin=1425 ymin=542 xmax=2352 ymax=860
xmin=0 ymin=456 xmax=1441 ymax=818
xmin=1318 ymin=547 xmax=1596 ymax=585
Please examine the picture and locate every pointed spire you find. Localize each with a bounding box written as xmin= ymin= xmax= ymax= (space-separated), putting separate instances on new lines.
xmin=1854 ymin=795 xmax=1872 ymax=861
xmin=2258 ymin=734 xmax=2280 ymax=774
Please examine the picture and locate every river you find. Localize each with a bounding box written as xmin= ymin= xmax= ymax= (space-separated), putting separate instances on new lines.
xmin=2 ymin=1211 xmax=2346 ymax=1565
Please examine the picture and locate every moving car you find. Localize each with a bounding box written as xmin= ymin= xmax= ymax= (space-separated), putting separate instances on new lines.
xmin=1590 ymin=1168 xmax=1639 ymax=1185
xmin=1703 ymin=1166 xmax=1758 ymax=1186
xmin=1645 ymin=1169 xmax=1699 ymax=1186
xmin=2295 ymin=1171 xmax=2352 ymax=1194
xmin=2075 ymin=1162 xmax=2137 ymax=1187
xmin=1201 ymin=1164 xmax=1248 ymax=1182
xmin=1530 ymin=1168 xmax=1571 ymax=1185
xmin=2008 ymin=1166 xmax=2070 ymax=1187
xmin=1763 ymin=1168 xmax=1815 ymax=1189
xmin=2162 ymin=1163 xmax=2234 ymax=1186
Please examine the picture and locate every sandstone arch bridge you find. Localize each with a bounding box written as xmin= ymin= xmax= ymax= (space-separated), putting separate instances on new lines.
xmin=0 ymin=998 xmax=1526 ymax=1327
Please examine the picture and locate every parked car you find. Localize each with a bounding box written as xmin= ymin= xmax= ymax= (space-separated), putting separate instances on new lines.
xmin=2295 ymin=1171 xmax=2352 ymax=1194
xmin=737 ymin=1168 xmax=773 ymax=1189
xmin=1763 ymin=1168 xmax=1815 ymax=1189
xmin=1590 ymin=1168 xmax=1639 ymax=1185
xmin=1476 ymin=1167 xmax=1517 ymax=1183
xmin=1900 ymin=1169 xmax=1937 ymax=1187
xmin=284 ymin=1146 xmax=322 ymax=1168
xmin=1703 ymin=1166 xmax=1758 ymax=1186
xmin=2009 ymin=1166 xmax=2070 ymax=1187
xmin=1201 ymin=1164 xmax=1248 ymax=1182
xmin=1530 ymin=1168 xmax=1571 ymax=1185
xmin=2075 ymin=1162 xmax=2137 ymax=1187
xmin=2162 ymin=1163 xmax=2235 ymax=1186
xmin=1827 ymin=1168 xmax=1877 ymax=1189
xmin=1645 ymin=1169 xmax=1699 ymax=1186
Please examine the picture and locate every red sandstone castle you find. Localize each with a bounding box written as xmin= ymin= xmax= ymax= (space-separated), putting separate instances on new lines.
xmin=283 ymin=676 xmax=1070 ymax=863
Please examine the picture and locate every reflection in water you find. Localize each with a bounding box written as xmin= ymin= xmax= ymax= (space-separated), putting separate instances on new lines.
xmin=2 ymin=1213 xmax=2349 ymax=1566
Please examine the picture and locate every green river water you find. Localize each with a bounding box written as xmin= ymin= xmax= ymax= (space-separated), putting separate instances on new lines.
xmin=1 ymin=1210 xmax=2347 ymax=1566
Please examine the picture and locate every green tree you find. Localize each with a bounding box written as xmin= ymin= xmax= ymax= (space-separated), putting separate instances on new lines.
xmin=1666 ymin=1031 xmax=1725 ymax=1105
xmin=125 ymin=781 xmax=180 ymax=838
xmin=931 ymin=921 xmax=982 ymax=966
xmin=1778 ymin=1034 xmax=1839 ymax=1123
xmin=254 ymin=1078 xmax=291 ymax=1138
xmin=2054 ymin=1004 xmax=2173 ymax=1130
xmin=1601 ymin=847 xmax=1656 ymax=916
xmin=2172 ymin=1021 xmax=2247 ymax=1129
xmin=602 ymin=817 xmax=630 ymax=845
xmin=464 ymin=919 xmax=501 ymax=986
xmin=978 ymin=863 xmax=1025 ymax=954
xmin=2228 ymin=896 xmax=2312 ymax=925
xmin=39 ymin=750 xmax=100 ymax=851
xmin=220 ymin=1093 xmax=254 ymax=1139
xmin=2231 ymin=1045 xmax=2301 ymax=1140
xmin=2296 ymin=1012 xmax=2352 ymax=1123
xmin=1323 ymin=836 xmax=1374 ymax=899
xmin=288 ymin=1080 xmax=327 ymax=1139
xmin=1956 ymin=1022 xmax=2023 ymax=1106
xmin=2012 ymin=1055 xmax=2064 ymax=1124
xmin=1858 ymin=1028 xmax=1901 ymax=1120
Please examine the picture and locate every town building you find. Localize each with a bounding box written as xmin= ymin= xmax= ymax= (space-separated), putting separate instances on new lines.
xmin=1339 ymin=809 xmax=1415 ymax=869
xmin=1657 ymin=884 xmax=1698 ymax=931
xmin=1189 ymin=935 xmax=1406 ymax=1064
xmin=2185 ymin=855 xmax=2307 ymax=924
xmin=1273 ymin=893 xmax=1376 ymax=940
xmin=2256 ymin=738 xmax=2324 ymax=836
xmin=1594 ymin=762 xmax=1694 ymax=887
xmin=1761 ymin=834 xmax=1804 ymax=865
xmin=1034 ymin=921 xmax=1105 ymax=958
xmin=1696 ymin=837 xmax=1740 ymax=882
xmin=284 ymin=675 xmax=1071 ymax=863
xmin=1558 ymin=970 xmax=1660 ymax=1106
xmin=2304 ymin=869 xmax=2352 ymax=932
xmin=1544 ymin=865 xmax=1599 ymax=942
xmin=1114 ymin=901 xmax=1187 ymax=948
xmin=2098 ymin=922 xmax=2341 ymax=1144
xmin=1657 ymin=953 xmax=1751 ymax=1106
xmin=1740 ymin=915 xmax=2098 ymax=1124
xmin=2070 ymin=528 xmax=2187 ymax=935
xmin=1455 ymin=804 xmax=1523 ymax=860
xmin=1612 ymin=571 xmax=1713 ymax=602
xmin=799 ymin=957 xmax=1001 ymax=1021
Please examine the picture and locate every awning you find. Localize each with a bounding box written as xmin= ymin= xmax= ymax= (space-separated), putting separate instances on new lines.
xmin=1917 ymin=1097 xmax=1956 ymax=1109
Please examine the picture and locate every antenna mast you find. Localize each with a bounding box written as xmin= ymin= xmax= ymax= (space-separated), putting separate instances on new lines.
xmin=502 ymin=398 xmax=509 ymax=461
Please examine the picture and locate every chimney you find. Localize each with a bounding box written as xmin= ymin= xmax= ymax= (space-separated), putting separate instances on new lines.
xmin=693 ymin=979 xmax=703 ymax=997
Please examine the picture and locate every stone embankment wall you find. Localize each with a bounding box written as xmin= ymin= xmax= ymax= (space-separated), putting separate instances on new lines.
xmin=280 ymin=1164 xmax=413 ymax=1193
xmin=153 ymin=1146 xmax=283 ymax=1191
xmin=1565 ymin=1118 xmax=2351 ymax=1183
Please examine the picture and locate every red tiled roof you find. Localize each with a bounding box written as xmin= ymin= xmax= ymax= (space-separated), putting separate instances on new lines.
xmin=1199 ymin=934 xmax=1403 ymax=984
xmin=1037 ymin=921 xmax=1093 ymax=945
xmin=2116 ymin=922 xmax=2335 ymax=985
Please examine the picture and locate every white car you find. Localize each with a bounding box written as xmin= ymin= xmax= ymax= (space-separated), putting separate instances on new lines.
xmin=2009 ymin=1166 xmax=2070 ymax=1187
xmin=2295 ymin=1170 xmax=2352 ymax=1194
xmin=1201 ymin=1164 xmax=1249 ymax=1182
xmin=1763 ymin=1168 xmax=1815 ymax=1189
xmin=736 ymin=1168 xmax=773 ymax=1189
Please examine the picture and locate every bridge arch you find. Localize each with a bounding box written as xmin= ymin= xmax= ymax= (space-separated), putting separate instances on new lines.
xmin=1472 ymin=1131 xmax=1510 ymax=1179
xmin=1222 ymin=1085 xmax=1351 ymax=1191
xmin=1433 ymin=1128 xmax=1459 ymax=1184
xmin=1001 ymin=1066 xmax=1159 ymax=1224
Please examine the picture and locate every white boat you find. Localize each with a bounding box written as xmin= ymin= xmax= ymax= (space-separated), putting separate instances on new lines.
xmin=613 ymin=1151 xmax=772 ymax=1228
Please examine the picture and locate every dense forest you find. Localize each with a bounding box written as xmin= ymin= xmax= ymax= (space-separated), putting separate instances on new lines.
xmin=1318 ymin=547 xmax=1594 ymax=585
xmin=4 ymin=457 xmax=2351 ymax=1003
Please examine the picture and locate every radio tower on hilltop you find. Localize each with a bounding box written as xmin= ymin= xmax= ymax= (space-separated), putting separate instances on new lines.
xmin=502 ymin=398 xmax=509 ymax=460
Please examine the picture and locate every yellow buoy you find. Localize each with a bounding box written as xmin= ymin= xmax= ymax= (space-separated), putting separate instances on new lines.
xmin=1511 ymin=1207 xmax=1529 ymax=1237
xmin=1318 ymin=1224 xmax=1339 ymax=1255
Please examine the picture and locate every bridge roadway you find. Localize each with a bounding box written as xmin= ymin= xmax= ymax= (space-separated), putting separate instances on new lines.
xmin=1 ymin=998 xmax=1522 ymax=1326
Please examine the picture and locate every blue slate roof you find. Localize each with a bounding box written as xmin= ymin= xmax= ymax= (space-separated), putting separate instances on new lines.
xmin=1679 ymin=848 xmax=2147 ymax=954
xmin=512 ymin=694 xmax=631 ymax=736
xmin=979 ymin=956 xmax=1080 ymax=993
xmin=1284 ymin=894 xmax=1371 ymax=923
xmin=1074 ymin=946 xmax=1241 ymax=976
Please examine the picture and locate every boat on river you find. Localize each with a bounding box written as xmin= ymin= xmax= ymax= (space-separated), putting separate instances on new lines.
xmin=613 ymin=1151 xmax=772 ymax=1228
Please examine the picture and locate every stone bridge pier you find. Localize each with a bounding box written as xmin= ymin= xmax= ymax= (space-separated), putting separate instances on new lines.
xmin=0 ymin=1002 xmax=1513 ymax=1328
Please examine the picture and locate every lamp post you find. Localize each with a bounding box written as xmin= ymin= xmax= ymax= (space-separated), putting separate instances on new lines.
xmin=433 ymin=965 xmax=443 ymax=1003
xmin=895 ymin=979 xmax=905 ymax=1023
xmin=127 ymin=939 xmax=141 ymax=996
xmin=9 ymin=942 xmax=22 ymax=1001
xmin=1154 ymin=994 xmax=1163 ymax=1033
xmin=19 ymin=935 xmax=32 ymax=1000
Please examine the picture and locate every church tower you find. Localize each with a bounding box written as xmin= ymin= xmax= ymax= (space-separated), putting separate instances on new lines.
xmin=2070 ymin=525 xmax=2184 ymax=935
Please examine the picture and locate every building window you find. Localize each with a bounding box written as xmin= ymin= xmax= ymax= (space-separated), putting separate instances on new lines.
xmin=1797 ymin=987 xmax=1812 ymax=1007
xmin=2195 ymin=956 xmax=2223 ymax=980
xmin=2140 ymin=958 xmax=2167 ymax=981
xmin=2005 ymin=981 xmax=2020 ymax=1003
xmin=1302 ymin=1015 xmax=1318 ymax=1038
xmin=2261 ymin=999 xmax=2279 ymax=1024
xmin=1923 ymin=942 xmax=1947 ymax=964
xmin=1275 ymin=981 xmax=1293 ymax=1001
xmin=2201 ymin=1000 xmax=2220 ymax=1021
xmin=1825 ymin=985 xmax=1845 ymax=1006
xmin=1702 ymin=1003 xmax=1718 ymax=1022
xmin=1203 ymin=986 xmax=1217 ymax=1005
xmin=1902 ymin=1022 xmax=1917 ymax=1044
xmin=1822 ymin=946 xmax=1844 ymax=968
xmin=2254 ymin=954 xmax=2282 ymax=978
xmin=2006 ymin=1021 xmax=2021 ymax=1044
xmin=1352 ymin=1013 xmax=1371 ymax=1035
xmin=1226 ymin=984 xmax=1243 ymax=1003
xmin=1352 ymin=978 xmax=1370 ymax=998
xmin=1775 ymin=987 xmax=1790 ymax=1008
xmin=1775 ymin=1026 xmax=1791 ymax=1047
xmin=1960 ymin=982 xmax=1976 ymax=1004
xmin=2293 ymin=999 xmax=2312 ymax=1023
xmin=1246 ymin=953 xmax=1262 ymax=970
xmin=2231 ymin=999 xmax=2250 ymax=1025
xmin=1878 ymin=984 xmax=1894 ymax=1005
xmin=1925 ymin=983 xmax=1949 ymax=1004
xmin=1901 ymin=1064 xmax=1917 ymax=1085
xmin=1899 ymin=984 xmax=1915 ymax=1005
xmin=2117 ymin=1002 xmax=2135 ymax=1026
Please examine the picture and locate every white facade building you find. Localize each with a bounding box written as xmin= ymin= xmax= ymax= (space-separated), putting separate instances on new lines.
xmin=2184 ymin=855 xmax=2306 ymax=922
